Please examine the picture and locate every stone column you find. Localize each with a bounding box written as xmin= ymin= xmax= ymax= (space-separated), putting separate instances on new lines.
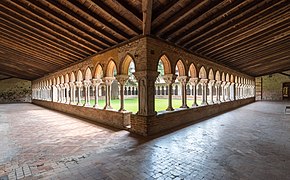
xmin=69 ymin=82 xmax=75 ymax=104
xmin=83 ymin=80 xmax=92 ymax=107
xmin=215 ymin=81 xmax=221 ymax=103
xmin=116 ymin=75 xmax=129 ymax=112
xmin=103 ymin=77 xmax=115 ymax=110
xmin=92 ymin=78 xmax=102 ymax=108
xmin=133 ymin=71 xmax=159 ymax=116
xmin=231 ymin=82 xmax=236 ymax=101
xmin=177 ymin=76 xmax=189 ymax=108
xmin=163 ymin=74 xmax=177 ymax=111
xmin=76 ymin=81 xmax=83 ymax=106
xmin=64 ymin=83 xmax=69 ymax=104
xmin=189 ymin=78 xmax=199 ymax=107
xmin=221 ymin=82 xmax=226 ymax=102
xmin=208 ymin=80 xmax=215 ymax=104
xmin=200 ymin=79 xmax=208 ymax=106
xmin=225 ymin=82 xmax=231 ymax=101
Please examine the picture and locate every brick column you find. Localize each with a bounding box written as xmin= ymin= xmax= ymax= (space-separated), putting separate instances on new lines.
xmin=189 ymin=77 xmax=199 ymax=107
xmin=116 ymin=75 xmax=129 ymax=112
xmin=163 ymin=74 xmax=177 ymax=111
xmin=103 ymin=77 xmax=115 ymax=110
xmin=133 ymin=71 xmax=159 ymax=116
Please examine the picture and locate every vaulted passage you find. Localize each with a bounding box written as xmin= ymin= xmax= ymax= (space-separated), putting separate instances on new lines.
xmin=1 ymin=101 xmax=289 ymax=179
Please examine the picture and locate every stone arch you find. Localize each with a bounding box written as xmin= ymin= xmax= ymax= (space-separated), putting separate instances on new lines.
xmin=65 ymin=73 xmax=69 ymax=83
xmin=85 ymin=67 xmax=92 ymax=80
xmin=106 ymin=60 xmax=117 ymax=77
xmin=70 ymin=72 xmax=76 ymax=82
xmin=215 ymin=70 xmax=221 ymax=81
xmin=199 ymin=66 xmax=207 ymax=79
xmin=120 ymin=54 xmax=135 ymax=75
xmin=93 ymin=64 xmax=104 ymax=79
xmin=77 ymin=70 xmax=83 ymax=82
xmin=175 ymin=59 xmax=186 ymax=76
xmin=189 ymin=63 xmax=197 ymax=78
xmin=208 ymin=68 xmax=214 ymax=80
xmin=159 ymin=54 xmax=171 ymax=74
xmin=230 ymin=74 xmax=234 ymax=83
xmin=226 ymin=73 xmax=230 ymax=82
xmin=221 ymin=72 xmax=225 ymax=81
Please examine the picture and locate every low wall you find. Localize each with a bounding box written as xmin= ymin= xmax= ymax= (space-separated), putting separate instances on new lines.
xmin=32 ymin=100 xmax=131 ymax=130
xmin=130 ymin=98 xmax=255 ymax=136
xmin=0 ymin=78 xmax=31 ymax=103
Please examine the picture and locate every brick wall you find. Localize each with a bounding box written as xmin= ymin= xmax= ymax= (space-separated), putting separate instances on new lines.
xmin=257 ymin=71 xmax=290 ymax=101
xmin=0 ymin=78 xmax=31 ymax=103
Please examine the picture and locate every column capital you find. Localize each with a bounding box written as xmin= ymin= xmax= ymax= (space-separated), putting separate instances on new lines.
xmin=83 ymin=80 xmax=92 ymax=87
xmin=69 ymin=82 xmax=75 ymax=87
xmin=199 ymin=78 xmax=208 ymax=84
xmin=221 ymin=81 xmax=227 ymax=86
xmin=163 ymin=74 xmax=177 ymax=84
xmin=76 ymin=81 xmax=83 ymax=87
xmin=115 ymin=75 xmax=129 ymax=86
xmin=189 ymin=77 xmax=199 ymax=85
xmin=92 ymin=78 xmax=103 ymax=86
xmin=64 ymin=83 xmax=70 ymax=88
xmin=177 ymin=76 xmax=189 ymax=85
xmin=215 ymin=80 xmax=222 ymax=86
xmin=208 ymin=79 xmax=215 ymax=86
xmin=102 ymin=77 xmax=115 ymax=85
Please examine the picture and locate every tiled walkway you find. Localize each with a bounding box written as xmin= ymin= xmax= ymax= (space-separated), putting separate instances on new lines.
xmin=0 ymin=102 xmax=290 ymax=180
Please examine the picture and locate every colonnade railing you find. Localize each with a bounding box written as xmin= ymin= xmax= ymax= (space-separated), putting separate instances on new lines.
xmin=32 ymin=75 xmax=255 ymax=113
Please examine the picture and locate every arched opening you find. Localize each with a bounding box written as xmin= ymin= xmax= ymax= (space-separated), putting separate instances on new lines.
xmin=76 ymin=70 xmax=84 ymax=106
xmin=208 ymin=69 xmax=215 ymax=104
xmin=175 ymin=60 xmax=187 ymax=108
xmin=154 ymin=55 xmax=172 ymax=112
xmin=82 ymin=67 xmax=93 ymax=107
xmin=91 ymin=64 xmax=104 ymax=108
xmin=120 ymin=55 xmax=138 ymax=113
xmin=69 ymin=72 xmax=76 ymax=104
xmin=198 ymin=66 xmax=207 ymax=106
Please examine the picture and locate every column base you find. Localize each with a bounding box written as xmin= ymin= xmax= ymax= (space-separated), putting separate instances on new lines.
xmin=93 ymin=104 xmax=99 ymax=108
xmin=104 ymin=105 xmax=113 ymax=110
xmin=180 ymin=105 xmax=189 ymax=109
xmin=83 ymin=104 xmax=91 ymax=107
xmin=201 ymin=102 xmax=208 ymax=106
xmin=77 ymin=102 xmax=83 ymax=106
xmin=166 ymin=106 xmax=174 ymax=111
xmin=191 ymin=103 xmax=198 ymax=107
xmin=118 ymin=108 xmax=127 ymax=112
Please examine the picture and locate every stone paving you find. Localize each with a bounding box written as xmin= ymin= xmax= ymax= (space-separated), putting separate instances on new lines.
xmin=0 ymin=102 xmax=290 ymax=180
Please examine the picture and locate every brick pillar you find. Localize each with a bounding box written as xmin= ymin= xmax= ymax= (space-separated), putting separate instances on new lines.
xmin=133 ymin=71 xmax=159 ymax=116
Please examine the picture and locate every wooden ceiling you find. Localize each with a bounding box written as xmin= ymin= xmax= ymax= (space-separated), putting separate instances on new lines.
xmin=0 ymin=0 xmax=289 ymax=80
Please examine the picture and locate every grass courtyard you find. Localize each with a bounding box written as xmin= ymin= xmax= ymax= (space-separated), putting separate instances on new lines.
xmin=83 ymin=98 xmax=201 ymax=113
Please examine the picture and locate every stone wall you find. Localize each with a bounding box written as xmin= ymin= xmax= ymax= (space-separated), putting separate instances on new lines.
xmin=32 ymin=100 xmax=131 ymax=130
xmin=257 ymin=71 xmax=290 ymax=100
xmin=0 ymin=78 xmax=31 ymax=103
xmin=130 ymin=98 xmax=255 ymax=136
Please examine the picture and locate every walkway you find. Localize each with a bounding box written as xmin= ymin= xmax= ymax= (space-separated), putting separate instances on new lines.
xmin=0 ymin=101 xmax=289 ymax=180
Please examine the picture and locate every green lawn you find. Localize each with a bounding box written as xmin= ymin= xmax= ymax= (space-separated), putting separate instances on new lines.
xmin=82 ymin=98 xmax=201 ymax=113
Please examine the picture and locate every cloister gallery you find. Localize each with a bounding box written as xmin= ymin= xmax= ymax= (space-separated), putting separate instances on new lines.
xmin=31 ymin=37 xmax=255 ymax=135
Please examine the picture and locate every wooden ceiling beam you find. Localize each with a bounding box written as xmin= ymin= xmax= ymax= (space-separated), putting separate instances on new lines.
xmin=176 ymin=0 xmax=253 ymax=45
xmin=90 ymin=0 xmax=141 ymax=35
xmin=0 ymin=67 xmax=34 ymax=80
xmin=142 ymin=0 xmax=153 ymax=35
xmin=153 ymin=0 xmax=208 ymax=36
xmin=208 ymin=24 xmax=290 ymax=59
xmin=202 ymin=13 xmax=290 ymax=56
xmin=23 ymin=0 xmax=109 ymax=49
xmin=9 ymin=0 xmax=101 ymax=52
xmin=152 ymin=0 xmax=180 ymax=23
xmin=60 ymin=0 xmax=131 ymax=40
xmin=0 ymin=5 xmax=93 ymax=55
xmin=0 ymin=24 xmax=78 ymax=63
xmin=191 ymin=0 xmax=287 ymax=52
xmin=114 ymin=0 xmax=142 ymax=20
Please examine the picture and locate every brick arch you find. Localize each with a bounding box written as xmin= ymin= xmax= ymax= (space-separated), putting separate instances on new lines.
xmin=215 ymin=70 xmax=221 ymax=81
xmin=60 ymin=75 xmax=64 ymax=84
xmin=105 ymin=59 xmax=117 ymax=77
xmin=85 ymin=67 xmax=92 ymax=80
xmin=221 ymin=72 xmax=225 ymax=81
xmin=208 ymin=68 xmax=214 ymax=80
xmin=57 ymin=76 xmax=60 ymax=84
xmin=93 ymin=64 xmax=104 ymax=79
xmin=189 ymin=63 xmax=197 ymax=78
xmin=70 ymin=72 xmax=76 ymax=82
xmin=65 ymin=73 xmax=69 ymax=83
xmin=175 ymin=59 xmax=186 ymax=76
xmin=77 ymin=70 xmax=83 ymax=82
xmin=199 ymin=66 xmax=207 ymax=79
xmin=158 ymin=54 xmax=171 ymax=74
xmin=120 ymin=54 xmax=135 ymax=75
xmin=230 ymin=74 xmax=234 ymax=83
xmin=226 ymin=73 xmax=230 ymax=82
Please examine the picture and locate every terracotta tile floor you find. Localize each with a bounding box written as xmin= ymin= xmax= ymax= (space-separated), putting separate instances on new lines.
xmin=0 ymin=101 xmax=290 ymax=179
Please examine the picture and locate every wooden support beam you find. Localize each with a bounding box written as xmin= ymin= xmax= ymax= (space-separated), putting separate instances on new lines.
xmin=142 ymin=0 xmax=153 ymax=35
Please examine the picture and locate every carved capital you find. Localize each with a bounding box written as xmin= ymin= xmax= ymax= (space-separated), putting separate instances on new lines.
xmin=103 ymin=77 xmax=115 ymax=86
xmin=83 ymin=80 xmax=92 ymax=87
xmin=133 ymin=71 xmax=159 ymax=82
xmin=177 ymin=76 xmax=189 ymax=85
xmin=92 ymin=78 xmax=102 ymax=87
xmin=115 ymin=75 xmax=129 ymax=86
xmin=76 ymin=81 xmax=83 ymax=87
xmin=163 ymin=74 xmax=177 ymax=85
xmin=208 ymin=80 xmax=215 ymax=86
xmin=189 ymin=77 xmax=199 ymax=86
xmin=199 ymin=78 xmax=208 ymax=85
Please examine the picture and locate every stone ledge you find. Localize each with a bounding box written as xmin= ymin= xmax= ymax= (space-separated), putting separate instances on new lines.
xmin=32 ymin=100 xmax=131 ymax=130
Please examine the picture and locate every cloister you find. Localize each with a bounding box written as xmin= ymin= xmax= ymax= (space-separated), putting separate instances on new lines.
xmin=0 ymin=0 xmax=289 ymax=179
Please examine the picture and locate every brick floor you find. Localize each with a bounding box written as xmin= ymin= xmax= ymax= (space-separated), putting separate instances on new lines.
xmin=0 ymin=102 xmax=290 ymax=179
